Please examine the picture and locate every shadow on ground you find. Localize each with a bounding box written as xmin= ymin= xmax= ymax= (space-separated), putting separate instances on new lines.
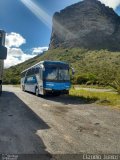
xmin=0 ymin=91 xmax=52 ymax=159
xmin=24 ymin=90 xmax=98 ymax=105
xmin=43 ymin=94 xmax=98 ymax=105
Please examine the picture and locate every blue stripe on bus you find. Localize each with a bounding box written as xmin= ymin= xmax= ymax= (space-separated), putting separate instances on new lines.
xmin=44 ymin=82 xmax=71 ymax=90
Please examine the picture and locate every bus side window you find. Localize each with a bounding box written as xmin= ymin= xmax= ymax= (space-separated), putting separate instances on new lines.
xmin=35 ymin=67 xmax=39 ymax=74
xmin=21 ymin=71 xmax=27 ymax=78
xmin=31 ymin=68 xmax=35 ymax=75
xmin=26 ymin=69 xmax=34 ymax=76
xmin=24 ymin=70 xmax=30 ymax=83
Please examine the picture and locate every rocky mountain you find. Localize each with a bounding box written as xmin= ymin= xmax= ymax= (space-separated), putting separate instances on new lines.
xmin=49 ymin=0 xmax=120 ymax=51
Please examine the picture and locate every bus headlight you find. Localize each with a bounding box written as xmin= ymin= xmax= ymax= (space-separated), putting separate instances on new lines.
xmin=45 ymin=88 xmax=52 ymax=91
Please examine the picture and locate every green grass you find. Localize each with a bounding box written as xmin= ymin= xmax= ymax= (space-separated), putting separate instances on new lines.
xmin=73 ymin=84 xmax=113 ymax=89
xmin=70 ymin=88 xmax=120 ymax=108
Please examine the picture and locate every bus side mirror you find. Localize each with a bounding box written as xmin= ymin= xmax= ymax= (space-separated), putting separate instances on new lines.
xmin=71 ymin=67 xmax=75 ymax=75
xmin=0 ymin=46 xmax=7 ymax=59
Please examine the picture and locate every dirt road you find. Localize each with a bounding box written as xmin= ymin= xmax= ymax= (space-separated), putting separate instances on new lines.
xmin=0 ymin=85 xmax=120 ymax=156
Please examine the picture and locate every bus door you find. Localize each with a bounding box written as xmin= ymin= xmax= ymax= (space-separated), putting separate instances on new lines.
xmin=35 ymin=67 xmax=43 ymax=95
xmin=25 ymin=68 xmax=37 ymax=93
xmin=39 ymin=68 xmax=44 ymax=95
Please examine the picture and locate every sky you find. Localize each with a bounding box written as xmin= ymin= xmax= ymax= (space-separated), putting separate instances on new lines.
xmin=0 ymin=0 xmax=120 ymax=68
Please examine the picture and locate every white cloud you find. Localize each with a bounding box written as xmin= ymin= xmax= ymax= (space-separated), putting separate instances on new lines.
xmin=8 ymin=48 xmax=24 ymax=57
xmin=5 ymin=55 xmax=20 ymax=68
xmin=20 ymin=53 xmax=36 ymax=62
xmin=32 ymin=46 xmax=48 ymax=54
xmin=5 ymin=32 xmax=26 ymax=48
xmin=4 ymin=32 xmax=48 ymax=68
xmin=5 ymin=48 xmax=36 ymax=68
xmin=80 ymin=0 xmax=120 ymax=9
xmin=99 ymin=0 xmax=120 ymax=9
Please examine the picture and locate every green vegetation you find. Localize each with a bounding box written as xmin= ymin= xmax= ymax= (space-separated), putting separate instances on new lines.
xmin=3 ymin=48 xmax=120 ymax=91
xmin=74 ymin=84 xmax=112 ymax=89
xmin=110 ymin=76 xmax=120 ymax=94
xmin=70 ymin=88 xmax=120 ymax=108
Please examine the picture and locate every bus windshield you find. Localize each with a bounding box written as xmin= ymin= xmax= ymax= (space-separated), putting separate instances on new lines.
xmin=45 ymin=67 xmax=70 ymax=81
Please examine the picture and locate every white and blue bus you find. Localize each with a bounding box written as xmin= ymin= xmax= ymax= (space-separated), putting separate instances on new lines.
xmin=21 ymin=61 xmax=71 ymax=96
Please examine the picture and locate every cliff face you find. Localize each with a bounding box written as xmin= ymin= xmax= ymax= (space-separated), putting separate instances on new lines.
xmin=49 ymin=0 xmax=120 ymax=51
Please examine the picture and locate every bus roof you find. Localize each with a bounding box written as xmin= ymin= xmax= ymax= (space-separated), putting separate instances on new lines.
xmin=21 ymin=60 xmax=69 ymax=73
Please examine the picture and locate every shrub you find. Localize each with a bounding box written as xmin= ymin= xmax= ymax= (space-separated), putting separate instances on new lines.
xmin=10 ymin=78 xmax=20 ymax=84
xmin=76 ymin=74 xmax=88 ymax=84
xmin=86 ymin=73 xmax=97 ymax=85
xmin=73 ymin=73 xmax=97 ymax=85
xmin=111 ymin=76 xmax=120 ymax=94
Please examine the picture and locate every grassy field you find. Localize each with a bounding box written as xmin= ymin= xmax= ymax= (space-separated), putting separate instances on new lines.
xmin=70 ymin=88 xmax=120 ymax=108
xmin=73 ymin=84 xmax=113 ymax=89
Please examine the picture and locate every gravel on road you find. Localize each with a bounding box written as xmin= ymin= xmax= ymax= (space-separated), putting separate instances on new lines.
xmin=0 ymin=85 xmax=120 ymax=156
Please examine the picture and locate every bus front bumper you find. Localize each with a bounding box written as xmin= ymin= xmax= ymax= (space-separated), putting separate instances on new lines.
xmin=44 ymin=88 xmax=69 ymax=95
xmin=43 ymin=81 xmax=71 ymax=95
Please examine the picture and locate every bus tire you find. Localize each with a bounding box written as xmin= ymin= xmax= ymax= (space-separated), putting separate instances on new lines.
xmin=22 ymin=85 xmax=25 ymax=92
xmin=35 ymin=87 xmax=39 ymax=97
xmin=22 ymin=86 xmax=26 ymax=92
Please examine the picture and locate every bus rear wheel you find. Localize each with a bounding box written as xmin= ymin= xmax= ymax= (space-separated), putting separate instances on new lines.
xmin=22 ymin=85 xmax=25 ymax=92
xmin=35 ymin=87 xmax=39 ymax=96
